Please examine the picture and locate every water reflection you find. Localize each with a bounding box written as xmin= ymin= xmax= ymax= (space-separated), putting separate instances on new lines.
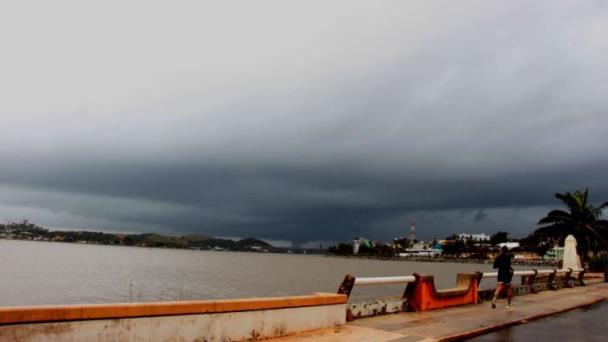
xmin=468 ymin=301 xmax=607 ymax=341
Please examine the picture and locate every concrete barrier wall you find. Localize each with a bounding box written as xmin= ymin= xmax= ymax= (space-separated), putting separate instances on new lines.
xmin=0 ymin=293 xmax=346 ymax=342
xmin=348 ymin=297 xmax=405 ymax=319
xmin=343 ymin=272 xmax=605 ymax=318
xmin=406 ymin=273 xmax=479 ymax=311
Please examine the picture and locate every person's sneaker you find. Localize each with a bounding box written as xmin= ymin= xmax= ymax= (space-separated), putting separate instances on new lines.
xmin=491 ymin=301 xmax=496 ymax=309
xmin=506 ymin=304 xmax=512 ymax=310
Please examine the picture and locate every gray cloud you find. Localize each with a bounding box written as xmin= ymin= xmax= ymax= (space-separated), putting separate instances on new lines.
xmin=1 ymin=1 xmax=607 ymax=244
xmin=474 ymin=210 xmax=488 ymax=223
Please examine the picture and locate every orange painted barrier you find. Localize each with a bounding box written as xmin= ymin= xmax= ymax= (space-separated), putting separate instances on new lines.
xmin=0 ymin=293 xmax=346 ymax=325
xmin=339 ymin=268 xmax=598 ymax=317
xmin=405 ymin=273 xmax=480 ymax=311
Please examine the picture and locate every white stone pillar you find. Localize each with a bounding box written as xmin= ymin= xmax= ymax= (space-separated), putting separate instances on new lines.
xmin=562 ymin=234 xmax=581 ymax=270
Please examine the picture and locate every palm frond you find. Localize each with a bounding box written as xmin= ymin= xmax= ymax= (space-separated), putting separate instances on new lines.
xmin=583 ymin=187 xmax=589 ymax=203
xmin=595 ymin=219 xmax=608 ymax=228
xmin=541 ymin=188 xmax=608 ymax=252
xmin=555 ymin=191 xmax=580 ymax=212
xmin=537 ymin=209 xmax=572 ymax=225
xmin=584 ymin=224 xmax=608 ymax=248
xmin=534 ymin=224 xmax=570 ymax=237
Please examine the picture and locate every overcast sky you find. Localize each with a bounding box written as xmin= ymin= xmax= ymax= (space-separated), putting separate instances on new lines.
xmin=1 ymin=1 xmax=607 ymax=246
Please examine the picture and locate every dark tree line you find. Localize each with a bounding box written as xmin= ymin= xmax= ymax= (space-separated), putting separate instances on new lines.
xmin=0 ymin=220 xmax=272 ymax=251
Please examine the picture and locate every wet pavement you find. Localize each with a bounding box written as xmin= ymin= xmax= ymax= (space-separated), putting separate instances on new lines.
xmin=468 ymin=300 xmax=607 ymax=342
xmin=273 ymin=282 xmax=608 ymax=341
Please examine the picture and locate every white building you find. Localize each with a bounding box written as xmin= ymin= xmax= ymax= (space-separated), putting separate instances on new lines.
xmin=497 ymin=242 xmax=520 ymax=249
xmin=399 ymin=247 xmax=441 ymax=258
xmin=457 ymin=233 xmax=490 ymax=241
xmin=353 ymin=237 xmax=368 ymax=255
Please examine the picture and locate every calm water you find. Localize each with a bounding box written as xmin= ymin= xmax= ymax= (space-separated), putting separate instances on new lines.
xmin=0 ymin=239 xmax=503 ymax=306
xmin=469 ymin=301 xmax=607 ymax=342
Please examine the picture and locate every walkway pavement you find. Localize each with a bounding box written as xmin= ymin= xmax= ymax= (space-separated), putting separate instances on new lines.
xmin=273 ymin=282 xmax=608 ymax=341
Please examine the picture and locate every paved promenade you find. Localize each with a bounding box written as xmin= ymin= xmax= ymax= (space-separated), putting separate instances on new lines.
xmin=274 ymin=282 xmax=608 ymax=341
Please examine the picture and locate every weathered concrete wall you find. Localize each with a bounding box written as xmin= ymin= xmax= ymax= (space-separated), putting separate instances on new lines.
xmin=347 ymin=297 xmax=404 ymax=319
xmin=0 ymin=304 xmax=345 ymax=342
xmin=0 ymin=293 xmax=347 ymax=342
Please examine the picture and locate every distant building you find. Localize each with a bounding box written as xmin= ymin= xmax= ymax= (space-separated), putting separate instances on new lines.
xmin=410 ymin=241 xmax=427 ymax=249
xmin=352 ymin=237 xmax=373 ymax=255
xmin=513 ymin=251 xmax=542 ymax=260
xmin=457 ymin=233 xmax=490 ymax=241
xmin=497 ymin=242 xmax=520 ymax=249
xmin=399 ymin=248 xmax=441 ymax=258
xmin=544 ymin=246 xmax=565 ymax=261
xmin=399 ymin=241 xmax=442 ymax=258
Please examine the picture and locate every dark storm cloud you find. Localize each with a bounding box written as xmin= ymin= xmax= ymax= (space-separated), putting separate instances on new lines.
xmin=474 ymin=210 xmax=488 ymax=223
xmin=1 ymin=1 xmax=607 ymax=244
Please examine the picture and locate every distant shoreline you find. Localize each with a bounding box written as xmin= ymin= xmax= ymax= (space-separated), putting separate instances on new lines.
xmin=0 ymin=237 xmax=561 ymax=267
xmin=327 ymin=254 xmax=560 ymax=267
xmin=0 ymin=221 xmax=334 ymax=254
xmin=0 ymin=237 xmax=323 ymax=255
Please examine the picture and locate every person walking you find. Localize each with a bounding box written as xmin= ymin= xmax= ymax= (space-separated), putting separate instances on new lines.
xmin=491 ymin=246 xmax=514 ymax=309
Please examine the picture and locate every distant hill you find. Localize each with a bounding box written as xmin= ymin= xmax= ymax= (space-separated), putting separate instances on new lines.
xmin=232 ymin=238 xmax=272 ymax=250
xmin=0 ymin=220 xmax=274 ymax=251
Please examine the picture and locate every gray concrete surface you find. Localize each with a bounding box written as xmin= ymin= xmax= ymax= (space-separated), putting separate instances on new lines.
xmin=275 ymin=282 xmax=608 ymax=341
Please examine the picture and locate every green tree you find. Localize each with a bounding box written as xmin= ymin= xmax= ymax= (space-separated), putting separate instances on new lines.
xmin=490 ymin=231 xmax=509 ymax=246
xmin=536 ymin=188 xmax=608 ymax=259
xmin=442 ymin=238 xmax=466 ymax=257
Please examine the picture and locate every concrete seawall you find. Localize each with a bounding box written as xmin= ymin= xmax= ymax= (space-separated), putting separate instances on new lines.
xmin=0 ymin=271 xmax=605 ymax=341
xmin=0 ymin=293 xmax=346 ymax=341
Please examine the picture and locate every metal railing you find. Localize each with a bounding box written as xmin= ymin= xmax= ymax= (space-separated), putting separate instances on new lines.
xmin=340 ymin=268 xmax=588 ymax=299
xmin=337 ymin=275 xmax=417 ymax=298
xmin=336 ymin=267 xmax=598 ymax=320
xmin=478 ymin=267 xmax=586 ymax=293
xmin=354 ymin=275 xmax=416 ymax=286
xmin=481 ymin=268 xmax=584 ymax=278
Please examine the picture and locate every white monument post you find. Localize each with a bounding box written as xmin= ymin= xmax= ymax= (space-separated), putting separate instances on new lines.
xmin=353 ymin=238 xmax=360 ymax=256
xmin=562 ymin=234 xmax=582 ymax=270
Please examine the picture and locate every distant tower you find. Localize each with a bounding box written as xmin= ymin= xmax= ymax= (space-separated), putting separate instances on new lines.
xmin=410 ymin=222 xmax=416 ymax=242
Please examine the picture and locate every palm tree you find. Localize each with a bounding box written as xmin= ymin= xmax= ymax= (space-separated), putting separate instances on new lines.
xmin=536 ymin=188 xmax=608 ymax=260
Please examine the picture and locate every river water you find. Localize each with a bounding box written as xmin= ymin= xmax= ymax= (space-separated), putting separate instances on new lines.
xmin=1 ymin=239 xmax=504 ymax=306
